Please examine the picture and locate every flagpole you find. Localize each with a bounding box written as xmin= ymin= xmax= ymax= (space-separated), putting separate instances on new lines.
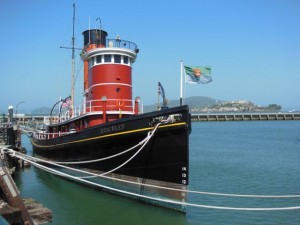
xmin=180 ymin=60 xmax=183 ymax=106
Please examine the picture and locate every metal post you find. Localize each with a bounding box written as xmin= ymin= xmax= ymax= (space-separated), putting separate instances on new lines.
xmin=180 ymin=60 xmax=183 ymax=106
xmin=102 ymin=96 xmax=107 ymax=123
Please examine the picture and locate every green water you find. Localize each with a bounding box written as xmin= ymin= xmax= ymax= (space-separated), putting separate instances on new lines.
xmin=14 ymin=121 xmax=300 ymax=224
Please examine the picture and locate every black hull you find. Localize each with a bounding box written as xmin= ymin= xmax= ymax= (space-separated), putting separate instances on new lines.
xmin=31 ymin=105 xmax=191 ymax=211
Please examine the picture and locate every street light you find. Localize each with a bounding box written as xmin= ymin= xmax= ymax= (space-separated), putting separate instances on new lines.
xmin=15 ymin=101 xmax=26 ymax=124
xmin=50 ymin=96 xmax=71 ymax=125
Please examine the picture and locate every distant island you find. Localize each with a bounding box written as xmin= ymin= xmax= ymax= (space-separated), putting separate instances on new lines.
xmin=29 ymin=96 xmax=281 ymax=115
xmin=145 ymin=96 xmax=281 ymax=113
xmin=190 ymin=100 xmax=281 ymax=113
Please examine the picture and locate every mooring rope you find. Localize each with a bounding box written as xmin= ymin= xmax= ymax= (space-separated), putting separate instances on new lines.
xmin=31 ymin=119 xmax=170 ymax=165
xmin=48 ymin=132 xmax=151 ymax=165
xmin=10 ymin=123 xmax=159 ymax=179
xmin=8 ymin=154 xmax=300 ymax=211
xmin=82 ymin=122 xmax=160 ymax=177
xmin=3 ymin=118 xmax=300 ymax=212
xmin=5 ymin=145 xmax=300 ymax=199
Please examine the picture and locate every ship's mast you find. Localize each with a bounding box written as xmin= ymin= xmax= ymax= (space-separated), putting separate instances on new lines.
xmin=71 ymin=3 xmax=75 ymax=114
xmin=61 ymin=3 xmax=79 ymax=117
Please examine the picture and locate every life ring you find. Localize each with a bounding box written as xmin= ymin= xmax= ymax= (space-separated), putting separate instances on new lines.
xmin=116 ymin=99 xmax=124 ymax=109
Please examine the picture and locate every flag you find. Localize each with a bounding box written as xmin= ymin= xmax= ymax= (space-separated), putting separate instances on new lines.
xmin=62 ymin=97 xmax=71 ymax=108
xmin=158 ymin=82 xmax=165 ymax=99
xmin=184 ymin=66 xmax=212 ymax=84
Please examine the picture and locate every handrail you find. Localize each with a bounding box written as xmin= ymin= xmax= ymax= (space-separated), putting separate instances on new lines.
xmin=82 ymin=38 xmax=138 ymax=56
xmin=105 ymin=38 xmax=138 ymax=51
xmin=33 ymin=130 xmax=75 ymax=140
xmin=50 ymin=98 xmax=143 ymax=124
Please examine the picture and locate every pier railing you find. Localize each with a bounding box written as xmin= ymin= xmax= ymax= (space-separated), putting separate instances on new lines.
xmin=8 ymin=112 xmax=300 ymax=128
xmin=191 ymin=112 xmax=300 ymax=122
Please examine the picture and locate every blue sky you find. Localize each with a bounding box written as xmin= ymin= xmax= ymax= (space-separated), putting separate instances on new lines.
xmin=1 ymin=0 xmax=299 ymax=113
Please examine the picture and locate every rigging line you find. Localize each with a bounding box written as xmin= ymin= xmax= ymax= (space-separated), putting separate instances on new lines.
xmin=74 ymin=6 xmax=83 ymax=34
xmin=9 ymin=149 xmax=300 ymax=199
xmin=12 ymin=155 xmax=300 ymax=211
xmin=74 ymin=60 xmax=83 ymax=85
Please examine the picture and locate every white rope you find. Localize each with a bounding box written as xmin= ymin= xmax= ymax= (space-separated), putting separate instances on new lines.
xmin=12 ymin=123 xmax=159 ymax=179
xmin=49 ymin=131 xmax=151 ymax=165
xmin=11 ymin=155 xmax=300 ymax=211
xmin=4 ymin=120 xmax=300 ymax=211
xmin=186 ymin=190 xmax=300 ymax=198
xmin=8 ymin=148 xmax=300 ymax=199
xmin=83 ymin=122 xmax=159 ymax=177
xmin=31 ymin=121 xmax=165 ymax=165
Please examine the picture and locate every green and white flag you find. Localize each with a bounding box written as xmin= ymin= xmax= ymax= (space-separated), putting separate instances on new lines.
xmin=184 ymin=66 xmax=212 ymax=84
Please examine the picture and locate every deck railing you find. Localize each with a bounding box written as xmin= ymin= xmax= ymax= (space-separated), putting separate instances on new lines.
xmin=57 ymin=98 xmax=143 ymax=123
xmin=33 ymin=130 xmax=76 ymax=140
xmin=105 ymin=38 xmax=138 ymax=51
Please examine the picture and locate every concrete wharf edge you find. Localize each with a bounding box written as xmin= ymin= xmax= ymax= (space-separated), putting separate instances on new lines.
xmin=11 ymin=112 xmax=300 ymax=125
xmin=191 ymin=112 xmax=300 ymax=122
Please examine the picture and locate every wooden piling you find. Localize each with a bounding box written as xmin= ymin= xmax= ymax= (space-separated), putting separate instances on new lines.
xmin=0 ymin=153 xmax=34 ymax=225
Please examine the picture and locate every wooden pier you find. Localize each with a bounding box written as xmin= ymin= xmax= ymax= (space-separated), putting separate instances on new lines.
xmin=191 ymin=112 xmax=300 ymax=122
xmin=0 ymin=150 xmax=52 ymax=224
xmin=1 ymin=107 xmax=52 ymax=224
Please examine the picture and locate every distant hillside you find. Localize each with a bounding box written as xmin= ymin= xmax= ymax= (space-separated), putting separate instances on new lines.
xmin=32 ymin=96 xmax=278 ymax=115
xmin=31 ymin=107 xmax=52 ymax=115
xmin=144 ymin=96 xmax=223 ymax=112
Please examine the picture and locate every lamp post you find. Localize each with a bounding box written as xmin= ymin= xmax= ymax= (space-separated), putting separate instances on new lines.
xmin=50 ymin=96 xmax=71 ymax=125
xmin=50 ymin=100 xmax=62 ymax=125
xmin=15 ymin=101 xmax=26 ymax=125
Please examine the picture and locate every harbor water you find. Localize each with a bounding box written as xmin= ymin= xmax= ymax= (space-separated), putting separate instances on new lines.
xmin=14 ymin=121 xmax=300 ymax=225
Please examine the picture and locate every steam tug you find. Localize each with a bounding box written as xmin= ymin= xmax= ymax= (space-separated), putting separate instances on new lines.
xmin=31 ymin=13 xmax=191 ymax=212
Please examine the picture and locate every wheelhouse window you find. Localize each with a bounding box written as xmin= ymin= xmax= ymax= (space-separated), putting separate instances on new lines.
xmin=96 ymin=55 xmax=102 ymax=64
xmin=123 ymin=56 xmax=129 ymax=64
xmin=89 ymin=54 xmax=131 ymax=66
xmin=104 ymin=54 xmax=112 ymax=62
xmin=89 ymin=57 xmax=95 ymax=69
xmin=114 ymin=55 xmax=121 ymax=64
